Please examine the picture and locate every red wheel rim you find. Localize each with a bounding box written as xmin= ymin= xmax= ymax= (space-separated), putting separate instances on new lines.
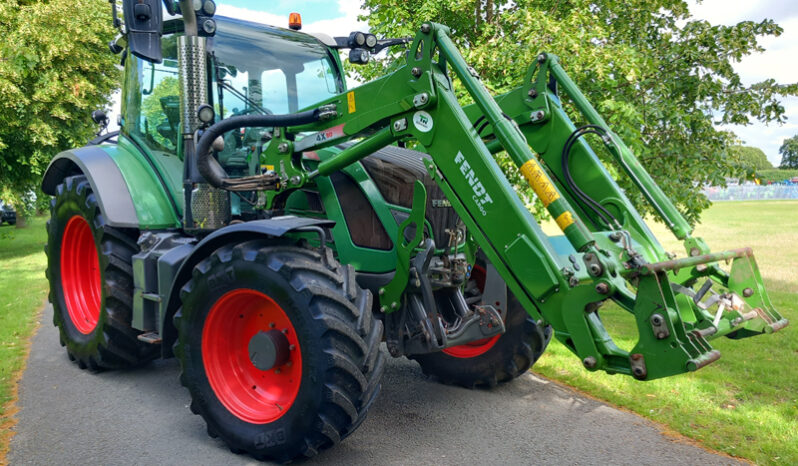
xmin=60 ymin=215 xmax=102 ymax=335
xmin=442 ymin=265 xmax=501 ymax=358
xmin=202 ymin=289 xmax=302 ymax=424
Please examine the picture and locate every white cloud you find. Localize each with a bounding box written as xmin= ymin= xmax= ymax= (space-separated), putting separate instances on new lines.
xmin=687 ymin=0 xmax=798 ymax=166
xmin=215 ymin=0 xmax=368 ymax=36
xmin=213 ymin=5 xmax=286 ymax=29
xmin=731 ymin=17 xmax=798 ymax=84
xmin=303 ymin=0 xmax=368 ymax=35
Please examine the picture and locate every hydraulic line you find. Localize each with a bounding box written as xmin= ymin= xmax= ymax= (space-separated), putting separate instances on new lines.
xmin=561 ymin=125 xmax=643 ymax=262
xmin=561 ymin=125 xmax=622 ymax=230
xmin=195 ymin=110 xmax=322 ymax=190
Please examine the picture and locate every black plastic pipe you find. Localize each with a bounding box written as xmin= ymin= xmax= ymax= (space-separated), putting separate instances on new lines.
xmin=194 ymin=110 xmax=320 ymax=189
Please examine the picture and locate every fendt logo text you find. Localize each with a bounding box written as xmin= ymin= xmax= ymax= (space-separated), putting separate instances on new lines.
xmin=454 ymin=151 xmax=493 ymax=216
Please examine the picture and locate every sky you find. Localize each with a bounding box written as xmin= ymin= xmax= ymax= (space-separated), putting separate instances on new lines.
xmin=686 ymin=0 xmax=798 ymax=166
xmin=111 ymin=0 xmax=797 ymax=166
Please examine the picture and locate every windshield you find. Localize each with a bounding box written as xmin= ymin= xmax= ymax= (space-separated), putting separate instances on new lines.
xmin=208 ymin=17 xmax=343 ymax=119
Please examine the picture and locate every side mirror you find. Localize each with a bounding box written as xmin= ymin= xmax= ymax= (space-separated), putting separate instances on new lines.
xmin=91 ymin=110 xmax=109 ymax=126
xmin=122 ymin=0 xmax=163 ymax=63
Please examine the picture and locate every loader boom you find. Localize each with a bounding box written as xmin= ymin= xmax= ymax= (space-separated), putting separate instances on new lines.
xmin=195 ymin=22 xmax=785 ymax=380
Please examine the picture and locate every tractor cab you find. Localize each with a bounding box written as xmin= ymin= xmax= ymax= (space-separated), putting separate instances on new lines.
xmin=121 ymin=15 xmax=346 ymax=216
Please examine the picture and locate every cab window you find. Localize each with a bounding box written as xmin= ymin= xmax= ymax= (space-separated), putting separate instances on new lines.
xmin=123 ymin=35 xmax=180 ymax=155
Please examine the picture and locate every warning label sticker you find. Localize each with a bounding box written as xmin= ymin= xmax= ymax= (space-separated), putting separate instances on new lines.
xmin=347 ymin=91 xmax=356 ymax=113
xmin=520 ymin=158 xmax=560 ymax=207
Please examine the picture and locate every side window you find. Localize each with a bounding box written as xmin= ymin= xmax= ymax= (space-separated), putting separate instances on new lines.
xmin=260 ymin=69 xmax=288 ymax=114
xmin=212 ymin=64 xmax=259 ymax=118
xmin=295 ymin=58 xmax=337 ymax=110
xmin=124 ymin=36 xmax=180 ymax=155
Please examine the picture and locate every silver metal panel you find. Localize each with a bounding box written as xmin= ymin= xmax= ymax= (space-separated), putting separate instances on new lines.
xmin=190 ymin=184 xmax=230 ymax=230
xmin=177 ymin=35 xmax=208 ymax=135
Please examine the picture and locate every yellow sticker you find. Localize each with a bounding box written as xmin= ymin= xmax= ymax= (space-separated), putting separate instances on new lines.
xmin=520 ymin=159 xmax=560 ymax=207
xmin=347 ymin=91 xmax=356 ymax=113
xmin=555 ymin=211 xmax=575 ymax=231
xmin=261 ymin=164 xmax=274 ymax=171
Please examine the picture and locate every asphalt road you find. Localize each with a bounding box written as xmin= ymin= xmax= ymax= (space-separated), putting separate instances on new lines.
xmin=9 ymin=305 xmax=739 ymax=465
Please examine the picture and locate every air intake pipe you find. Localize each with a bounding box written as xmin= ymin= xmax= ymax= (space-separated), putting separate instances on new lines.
xmin=194 ymin=110 xmax=322 ymax=191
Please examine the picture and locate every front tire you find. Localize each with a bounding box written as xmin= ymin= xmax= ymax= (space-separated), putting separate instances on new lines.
xmin=46 ymin=175 xmax=158 ymax=370
xmin=175 ymin=241 xmax=385 ymax=462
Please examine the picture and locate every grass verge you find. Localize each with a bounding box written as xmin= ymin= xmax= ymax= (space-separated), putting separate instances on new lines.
xmin=535 ymin=201 xmax=798 ymax=465
xmin=0 ymin=217 xmax=49 ymax=462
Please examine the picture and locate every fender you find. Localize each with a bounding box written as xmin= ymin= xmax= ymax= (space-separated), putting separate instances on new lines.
xmin=41 ymin=137 xmax=181 ymax=229
xmin=158 ymin=216 xmax=336 ymax=357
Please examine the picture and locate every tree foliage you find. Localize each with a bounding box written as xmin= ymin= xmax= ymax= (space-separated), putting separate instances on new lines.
xmin=360 ymin=0 xmax=798 ymax=224
xmin=0 ymin=0 xmax=118 ymax=219
xmin=728 ymin=145 xmax=772 ymax=172
xmin=779 ymin=135 xmax=798 ymax=169
xmin=756 ymin=168 xmax=798 ymax=184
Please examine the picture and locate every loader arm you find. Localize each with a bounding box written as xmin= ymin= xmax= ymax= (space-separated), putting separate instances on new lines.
xmin=462 ymin=53 xmax=787 ymax=341
xmin=197 ymin=22 xmax=785 ymax=380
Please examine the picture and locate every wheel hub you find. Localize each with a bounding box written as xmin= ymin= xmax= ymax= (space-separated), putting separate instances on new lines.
xmin=202 ymin=289 xmax=302 ymax=424
xmin=248 ymin=329 xmax=290 ymax=371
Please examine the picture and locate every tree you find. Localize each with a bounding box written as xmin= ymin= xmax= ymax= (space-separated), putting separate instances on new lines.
xmin=0 ymin=0 xmax=118 ymax=227
xmin=728 ymin=145 xmax=772 ymax=172
xmin=779 ymin=135 xmax=798 ymax=169
xmin=360 ymin=0 xmax=798 ymax=224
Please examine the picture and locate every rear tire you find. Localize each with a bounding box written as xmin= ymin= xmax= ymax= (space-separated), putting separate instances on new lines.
xmin=412 ymin=260 xmax=552 ymax=388
xmin=174 ymin=241 xmax=385 ymax=462
xmin=46 ymin=175 xmax=158 ymax=370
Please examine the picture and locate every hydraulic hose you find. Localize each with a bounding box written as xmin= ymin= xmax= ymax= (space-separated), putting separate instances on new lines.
xmin=195 ymin=110 xmax=321 ymax=191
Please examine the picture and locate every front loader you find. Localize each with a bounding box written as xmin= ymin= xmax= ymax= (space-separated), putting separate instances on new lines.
xmin=40 ymin=0 xmax=786 ymax=461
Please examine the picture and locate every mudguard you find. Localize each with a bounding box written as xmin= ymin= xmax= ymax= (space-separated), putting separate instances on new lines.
xmin=41 ymin=138 xmax=181 ymax=229
xmin=158 ymin=216 xmax=336 ymax=357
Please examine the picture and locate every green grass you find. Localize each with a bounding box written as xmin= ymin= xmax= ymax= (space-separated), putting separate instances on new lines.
xmin=535 ymin=201 xmax=798 ymax=465
xmin=0 ymin=217 xmax=48 ymax=458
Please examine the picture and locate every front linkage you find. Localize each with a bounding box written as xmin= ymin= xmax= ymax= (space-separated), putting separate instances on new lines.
xmin=196 ymin=22 xmax=786 ymax=380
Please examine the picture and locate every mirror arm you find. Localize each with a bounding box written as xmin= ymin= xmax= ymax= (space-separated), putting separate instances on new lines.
xmin=109 ymin=0 xmax=122 ymax=31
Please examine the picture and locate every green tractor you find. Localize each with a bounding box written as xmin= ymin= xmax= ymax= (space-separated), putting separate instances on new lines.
xmin=41 ymin=0 xmax=786 ymax=461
